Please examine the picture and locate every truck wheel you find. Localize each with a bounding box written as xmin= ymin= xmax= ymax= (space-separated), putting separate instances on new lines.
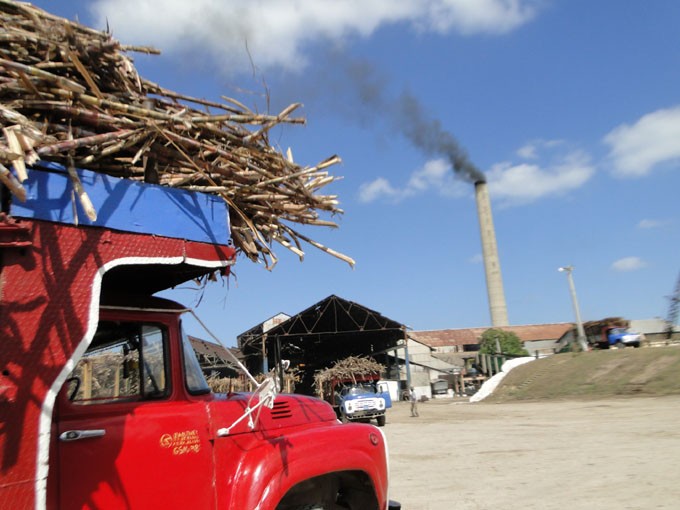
xmin=276 ymin=472 xmax=377 ymax=510
xmin=376 ymin=415 xmax=386 ymax=427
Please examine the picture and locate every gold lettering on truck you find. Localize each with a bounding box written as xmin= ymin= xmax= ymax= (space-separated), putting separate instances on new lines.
xmin=159 ymin=429 xmax=201 ymax=455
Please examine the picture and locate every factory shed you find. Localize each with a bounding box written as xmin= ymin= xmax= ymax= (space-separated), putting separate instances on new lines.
xmin=238 ymin=295 xmax=408 ymax=394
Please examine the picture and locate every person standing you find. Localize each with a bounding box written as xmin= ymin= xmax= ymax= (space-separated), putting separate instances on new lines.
xmin=409 ymin=387 xmax=419 ymax=417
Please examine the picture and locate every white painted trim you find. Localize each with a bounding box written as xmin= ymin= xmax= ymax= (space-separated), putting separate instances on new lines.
xmin=34 ymin=255 xmax=230 ymax=510
xmin=376 ymin=426 xmax=391 ymax=509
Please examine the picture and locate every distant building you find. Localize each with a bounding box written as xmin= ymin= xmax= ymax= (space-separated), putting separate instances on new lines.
xmin=237 ymin=295 xmax=408 ymax=395
xmin=630 ymin=318 xmax=680 ymax=343
xmin=410 ymin=323 xmax=572 ymax=360
xmin=395 ymin=324 xmax=572 ymax=399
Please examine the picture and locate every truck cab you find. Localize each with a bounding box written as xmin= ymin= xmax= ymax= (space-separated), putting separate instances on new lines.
xmin=606 ymin=327 xmax=642 ymax=348
xmin=50 ymin=296 xmax=394 ymax=509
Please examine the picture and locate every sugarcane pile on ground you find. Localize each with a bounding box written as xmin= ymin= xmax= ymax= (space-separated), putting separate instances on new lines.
xmin=313 ymin=356 xmax=384 ymax=397
xmin=0 ymin=0 xmax=352 ymax=269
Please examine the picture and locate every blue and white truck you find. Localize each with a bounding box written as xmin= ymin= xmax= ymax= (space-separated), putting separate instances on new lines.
xmin=316 ymin=357 xmax=393 ymax=427
xmin=604 ymin=327 xmax=643 ymax=348
xmin=584 ymin=320 xmax=643 ymax=349
xmin=334 ymin=377 xmax=392 ymax=427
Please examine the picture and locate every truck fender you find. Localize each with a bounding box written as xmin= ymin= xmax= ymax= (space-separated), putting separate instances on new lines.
xmin=222 ymin=423 xmax=389 ymax=510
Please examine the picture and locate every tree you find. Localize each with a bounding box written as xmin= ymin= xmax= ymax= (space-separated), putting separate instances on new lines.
xmin=479 ymin=329 xmax=528 ymax=356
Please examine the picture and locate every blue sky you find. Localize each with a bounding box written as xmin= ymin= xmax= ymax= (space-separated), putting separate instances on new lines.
xmin=35 ymin=1 xmax=680 ymax=345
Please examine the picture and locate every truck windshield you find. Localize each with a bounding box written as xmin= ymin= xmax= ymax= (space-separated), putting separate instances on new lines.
xmin=180 ymin=323 xmax=211 ymax=394
xmin=342 ymin=384 xmax=374 ymax=396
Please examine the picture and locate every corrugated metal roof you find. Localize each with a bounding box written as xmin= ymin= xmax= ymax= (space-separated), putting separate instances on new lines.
xmin=189 ymin=336 xmax=243 ymax=362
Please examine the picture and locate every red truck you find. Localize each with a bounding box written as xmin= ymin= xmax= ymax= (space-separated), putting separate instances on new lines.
xmin=0 ymin=163 xmax=399 ymax=509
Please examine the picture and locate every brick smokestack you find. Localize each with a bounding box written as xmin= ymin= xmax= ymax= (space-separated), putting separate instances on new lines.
xmin=474 ymin=180 xmax=509 ymax=327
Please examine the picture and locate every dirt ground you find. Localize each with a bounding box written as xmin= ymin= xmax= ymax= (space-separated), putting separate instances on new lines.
xmin=382 ymin=396 xmax=680 ymax=510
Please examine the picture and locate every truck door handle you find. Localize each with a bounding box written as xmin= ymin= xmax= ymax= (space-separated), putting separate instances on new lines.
xmin=59 ymin=429 xmax=106 ymax=442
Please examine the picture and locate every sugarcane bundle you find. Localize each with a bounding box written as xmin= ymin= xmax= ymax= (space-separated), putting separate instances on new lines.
xmin=206 ymin=374 xmax=252 ymax=394
xmin=313 ymin=355 xmax=384 ymax=394
xmin=207 ymin=367 xmax=301 ymax=394
xmin=581 ymin=317 xmax=629 ymax=335
xmin=0 ymin=0 xmax=353 ymax=269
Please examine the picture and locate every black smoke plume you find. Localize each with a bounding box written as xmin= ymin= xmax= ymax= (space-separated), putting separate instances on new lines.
xmin=272 ymin=51 xmax=485 ymax=182
xmin=337 ymin=54 xmax=486 ymax=183
xmin=394 ymin=91 xmax=486 ymax=183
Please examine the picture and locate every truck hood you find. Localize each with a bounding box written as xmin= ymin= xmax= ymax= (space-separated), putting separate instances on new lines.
xmin=209 ymin=392 xmax=338 ymax=436
xmin=621 ymin=332 xmax=642 ymax=343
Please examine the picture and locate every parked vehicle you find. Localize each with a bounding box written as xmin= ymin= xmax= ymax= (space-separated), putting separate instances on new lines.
xmin=0 ymin=165 xmax=398 ymax=510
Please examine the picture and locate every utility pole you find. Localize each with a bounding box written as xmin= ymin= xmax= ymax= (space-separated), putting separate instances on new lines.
xmin=262 ymin=333 xmax=268 ymax=373
xmin=666 ymin=271 xmax=680 ymax=339
xmin=558 ymin=265 xmax=589 ymax=352
xmin=401 ymin=327 xmax=412 ymax=391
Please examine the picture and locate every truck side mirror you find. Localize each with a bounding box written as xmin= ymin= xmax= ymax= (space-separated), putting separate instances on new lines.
xmin=65 ymin=376 xmax=81 ymax=401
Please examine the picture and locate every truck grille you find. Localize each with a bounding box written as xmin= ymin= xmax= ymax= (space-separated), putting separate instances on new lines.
xmin=354 ymin=398 xmax=378 ymax=410
xmin=271 ymin=401 xmax=292 ymax=420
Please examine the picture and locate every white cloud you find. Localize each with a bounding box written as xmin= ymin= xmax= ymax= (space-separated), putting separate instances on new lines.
xmin=603 ymin=105 xmax=680 ymax=177
xmin=637 ymin=219 xmax=665 ymax=229
xmin=357 ymin=177 xmax=401 ymax=203
xmin=486 ymin=149 xmax=594 ymax=205
xmin=611 ymin=257 xmax=647 ymax=272
xmin=358 ymin=158 xmax=466 ymax=203
xmin=407 ymin=158 xmax=451 ymax=191
xmin=516 ymin=144 xmax=538 ymax=159
xmin=89 ymin=0 xmax=540 ymax=74
xmin=516 ymin=139 xmax=564 ymax=160
xmin=424 ymin=0 xmax=539 ymax=35
xmin=360 ymin=144 xmax=596 ymax=206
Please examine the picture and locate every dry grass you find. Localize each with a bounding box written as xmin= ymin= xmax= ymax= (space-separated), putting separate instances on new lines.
xmin=482 ymin=345 xmax=680 ymax=403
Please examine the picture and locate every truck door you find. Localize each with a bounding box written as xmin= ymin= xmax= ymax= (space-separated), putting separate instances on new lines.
xmin=55 ymin=318 xmax=216 ymax=509
xmin=376 ymin=381 xmax=393 ymax=408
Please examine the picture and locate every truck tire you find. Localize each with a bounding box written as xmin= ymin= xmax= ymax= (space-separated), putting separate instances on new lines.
xmin=376 ymin=415 xmax=386 ymax=427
